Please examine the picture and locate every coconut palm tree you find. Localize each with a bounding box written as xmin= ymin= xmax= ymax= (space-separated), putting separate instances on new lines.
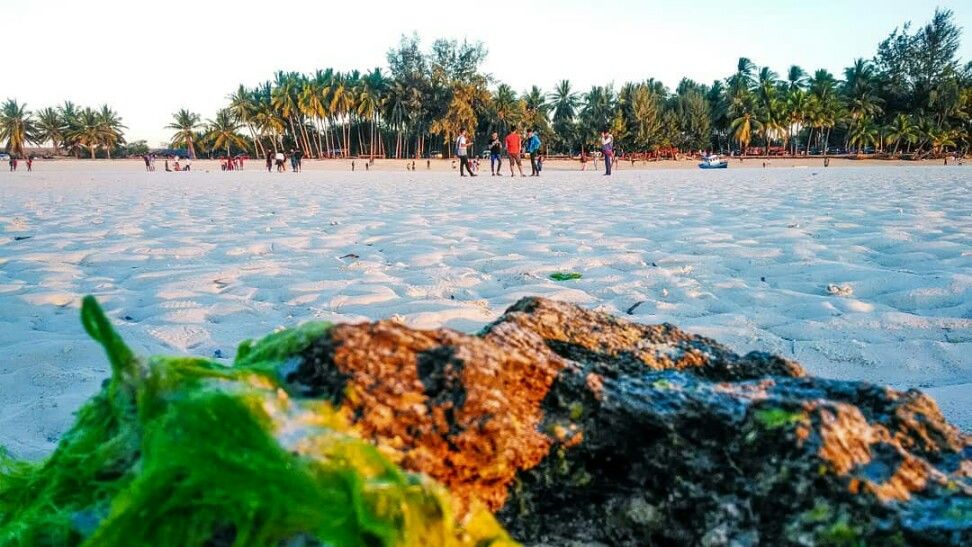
xmin=327 ymin=73 xmax=355 ymax=157
xmin=756 ymin=67 xmax=781 ymax=153
xmin=357 ymin=69 xmax=386 ymax=158
xmin=96 ymin=105 xmax=126 ymax=159
xmin=786 ymin=89 xmax=810 ymax=154
xmin=523 ymin=86 xmax=549 ymax=123
xmin=167 ymin=109 xmax=202 ymax=159
xmin=271 ymin=71 xmax=304 ymax=152
xmin=549 ymin=80 xmax=579 ymax=152
xmin=0 ymin=99 xmax=39 ymax=157
xmin=491 ymin=84 xmax=520 ymax=134
xmin=884 ymin=113 xmax=918 ymax=156
xmin=35 ymin=107 xmax=66 ymax=156
xmin=69 ymin=108 xmax=103 ymax=159
xmin=849 ymin=117 xmax=879 ymax=153
xmin=382 ymin=79 xmax=411 ymax=158
xmin=59 ymin=101 xmax=83 ymax=158
xmin=299 ymin=75 xmax=327 ymax=158
xmin=787 ymin=66 xmax=808 ymax=91
xmin=205 ymin=109 xmax=248 ymax=158
xmin=580 ymin=85 xmax=614 ymax=143
xmin=229 ymin=85 xmax=264 ymax=157
xmin=550 ymin=80 xmax=579 ymax=124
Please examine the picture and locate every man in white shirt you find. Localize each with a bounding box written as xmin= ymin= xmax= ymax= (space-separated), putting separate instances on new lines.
xmin=601 ymin=130 xmax=614 ymax=176
xmin=456 ymin=129 xmax=475 ymax=177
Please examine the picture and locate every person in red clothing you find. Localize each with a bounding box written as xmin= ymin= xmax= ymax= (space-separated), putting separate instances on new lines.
xmin=505 ymin=127 xmax=525 ymax=177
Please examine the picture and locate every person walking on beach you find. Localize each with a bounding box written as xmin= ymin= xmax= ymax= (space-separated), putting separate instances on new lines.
xmin=289 ymin=149 xmax=300 ymax=172
xmin=456 ymin=129 xmax=475 ymax=177
xmin=26 ymin=155 xmax=33 ymax=172
xmin=274 ymin=151 xmax=285 ymax=172
xmin=488 ymin=132 xmax=502 ymax=176
xmin=525 ymin=129 xmax=542 ymax=176
xmin=601 ymin=129 xmax=614 ymax=176
xmin=505 ymin=127 xmax=525 ymax=177
xmin=265 ymin=150 xmax=273 ymax=172
xmin=143 ymin=154 xmax=151 ymax=172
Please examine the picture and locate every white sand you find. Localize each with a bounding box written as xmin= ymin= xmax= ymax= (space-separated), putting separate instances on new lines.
xmin=1 ymin=162 xmax=970 ymax=458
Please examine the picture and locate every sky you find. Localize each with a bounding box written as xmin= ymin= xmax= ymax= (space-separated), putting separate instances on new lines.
xmin=3 ymin=0 xmax=970 ymax=145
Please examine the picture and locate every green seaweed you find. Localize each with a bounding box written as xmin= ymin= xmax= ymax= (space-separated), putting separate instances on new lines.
xmin=0 ymin=297 xmax=515 ymax=547
xmin=549 ymin=272 xmax=583 ymax=282
xmin=753 ymin=408 xmax=806 ymax=430
xmin=650 ymin=379 xmax=673 ymax=390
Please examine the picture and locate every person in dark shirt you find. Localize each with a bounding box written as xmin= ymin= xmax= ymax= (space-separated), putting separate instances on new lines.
xmin=293 ymin=148 xmax=303 ymax=172
xmin=488 ymin=132 xmax=502 ymax=176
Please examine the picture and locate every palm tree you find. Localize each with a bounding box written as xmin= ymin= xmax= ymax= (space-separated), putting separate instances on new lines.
xmin=756 ymin=67 xmax=781 ymax=153
xmin=0 ymin=99 xmax=39 ymax=157
xmin=884 ymin=114 xmax=918 ymax=156
xmin=550 ymin=80 xmax=579 ymax=123
xmin=382 ymin=79 xmax=411 ymax=158
xmin=580 ymin=85 xmax=615 ymax=144
xmin=167 ymin=109 xmax=202 ymax=159
xmin=491 ymin=84 xmax=520 ymax=134
xmin=926 ymin=126 xmax=958 ymax=156
xmin=205 ymin=109 xmax=248 ymax=158
xmin=357 ymin=69 xmax=386 ymax=158
xmin=849 ymin=117 xmax=879 ymax=153
xmin=95 ymin=105 xmax=125 ymax=159
xmin=327 ymin=73 xmax=355 ymax=156
xmin=69 ymin=108 xmax=103 ymax=159
xmin=35 ymin=107 xmax=65 ymax=156
xmin=786 ymin=89 xmax=809 ymax=154
xmin=729 ymin=86 xmax=762 ymax=154
xmin=549 ymin=80 xmax=579 ymax=152
xmin=229 ymin=85 xmax=264 ymax=157
xmin=786 ymin=66 xmax=808 ymax=91
xmin=299 ymin=75 xmax=327 ymax=158
xmin=59 ymin=101 xmax=83 ymax=158
xmin=808 ymin=70 xmax=842 ymax=153
xmin=731 ymin=111 xmax=762 ymax=154
xmin=271 ymin=72 xmax=298 ymax=151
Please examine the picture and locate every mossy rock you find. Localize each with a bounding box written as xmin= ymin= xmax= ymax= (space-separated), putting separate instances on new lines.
xmin=0 ymin=297 xmax=515 ymax=547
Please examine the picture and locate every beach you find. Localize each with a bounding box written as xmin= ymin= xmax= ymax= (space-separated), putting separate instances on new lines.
xmin=0 ymin=163 xmax=969 ymax=458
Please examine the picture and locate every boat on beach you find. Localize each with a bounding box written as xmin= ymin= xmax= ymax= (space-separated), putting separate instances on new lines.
xmin=699 ymin=155 xmax=728 ymax=169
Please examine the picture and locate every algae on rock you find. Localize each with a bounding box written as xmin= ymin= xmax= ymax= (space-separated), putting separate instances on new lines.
xmin=0 ymin=297 xmax=515 ymax=547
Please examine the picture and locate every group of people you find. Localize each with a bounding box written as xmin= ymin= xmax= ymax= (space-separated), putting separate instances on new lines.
xmin=266 ymin=149 xmax=303 ymax=173
xmin=164 ymin=156 xmax=191 ymax=172
xmin=7 ymin=155 xmax=34 ymax=172
xmin=453 ymin=128 xmax=615 ymax=177
xmin=141 ymin=154 xmax=159 ymax=171
xmin=7 ymin=154 xmax=34 ymax=173
xmin=453 ymin=127 xmax=544 ymax=178
xmin=141 ymin=154 xmax=192 ymax=172
xmin=219 ymin=156 xmax=246 ymax=171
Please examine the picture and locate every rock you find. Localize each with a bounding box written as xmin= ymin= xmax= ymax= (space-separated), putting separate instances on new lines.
xmin=827 ymin=283 xmax=854 ymax=297
xmin=2 ymin=296 xmax=969 ymax=546
xmin=263 ymin=297 xmax=969 ymax=545
xmin=0 ymin=297 xmax=515 ymax=547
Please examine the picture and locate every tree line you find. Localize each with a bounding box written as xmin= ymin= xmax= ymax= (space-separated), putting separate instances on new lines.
xmin=0 ymin=101 xmax=127 ymax=158
xmin=3 ymin=9 xmax=969 ymax=160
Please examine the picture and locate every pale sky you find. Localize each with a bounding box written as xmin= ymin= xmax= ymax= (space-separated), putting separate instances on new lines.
xmin=3 ymin=0 xmax=970 ymax=145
